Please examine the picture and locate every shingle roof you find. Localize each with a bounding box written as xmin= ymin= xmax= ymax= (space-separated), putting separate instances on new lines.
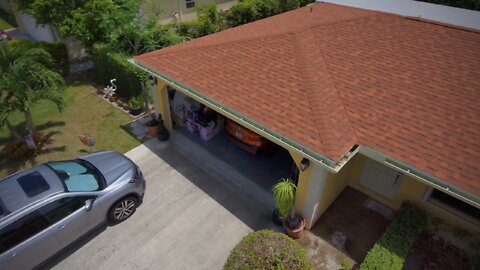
xmin=134 ymin=3 xmax=480 ymax=197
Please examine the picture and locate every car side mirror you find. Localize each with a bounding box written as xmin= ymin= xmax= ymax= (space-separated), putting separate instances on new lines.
xmin=85 ymin=199 xmax=94 ymax=211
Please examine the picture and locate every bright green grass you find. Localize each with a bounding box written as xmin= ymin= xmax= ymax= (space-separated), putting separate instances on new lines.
xmin=0 ymin=79 xmax=140 ymax=178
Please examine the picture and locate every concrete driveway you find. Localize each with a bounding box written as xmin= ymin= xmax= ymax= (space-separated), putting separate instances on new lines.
xmin=45 ymin=135 xmax=277 ymax=270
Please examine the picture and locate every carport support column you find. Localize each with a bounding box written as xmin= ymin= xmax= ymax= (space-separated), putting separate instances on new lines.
xmin=294 ymin=163 xmax=328 ymax=229
xmin=290 ymin=151 xmax=328 ymax=229
xmin=153 ymin=79 xmax=173 ymax=131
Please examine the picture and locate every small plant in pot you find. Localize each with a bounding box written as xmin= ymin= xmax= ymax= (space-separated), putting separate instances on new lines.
xmin=272 ymin=178 xmax=305 ymax=239
xmin=146 ymin=116 xmax=159 ymax=137
xmin=157 ymin=114 xmax=169 ymax=141
xmin=128 ymin=96 xmax=144 ymax=116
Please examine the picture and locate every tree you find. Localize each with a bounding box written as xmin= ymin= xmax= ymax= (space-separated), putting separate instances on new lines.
xmin=0 ymin=41 xmax=65 ymax=145
xmin=13 ymin=0 xmax=141 ymax=49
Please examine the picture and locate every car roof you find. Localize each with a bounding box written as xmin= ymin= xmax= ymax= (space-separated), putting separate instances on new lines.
xmin=0 ymin=165 xmax=65 ymax=220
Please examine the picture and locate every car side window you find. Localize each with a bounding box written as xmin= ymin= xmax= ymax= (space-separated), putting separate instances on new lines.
xmin=0 ymin=197 xmax=86 ymax=254
xmin=37 ymin=197 xmax=85 ymax=225
xmin=0 ymin=211 xmax=48 ymax=254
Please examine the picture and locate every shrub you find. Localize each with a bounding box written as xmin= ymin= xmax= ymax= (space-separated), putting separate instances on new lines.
xmin=176 ymin=20 xmax=217 ymax=39
xmin=3 ymin=132 xmax=49 ymax=160
xmin=225 ymin=0 xmax=260 ymax=28
xmin=359 ymin=203 xmax=427 ymax=270
xmin=176 ymin=4 xmax=226 ymax=39
xmin=225 ymin=0 xmax=312 ymax=28
xmin=224 ymin=230 xmax=313 ymax=270
xmin=8 ymin=40 xmax=69 ymax=76
xmin=92 ymin=43 xmax=148 ymax=99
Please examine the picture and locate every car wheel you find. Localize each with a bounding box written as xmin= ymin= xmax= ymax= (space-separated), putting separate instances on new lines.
xmin=108 ymin=196 xmax=138 ymax=224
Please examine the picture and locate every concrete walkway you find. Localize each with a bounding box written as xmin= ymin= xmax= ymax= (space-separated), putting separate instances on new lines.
xmin=46 ymin=136 xmax=279 ymax=270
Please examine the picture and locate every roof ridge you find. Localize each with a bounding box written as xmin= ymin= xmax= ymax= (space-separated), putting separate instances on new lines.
xmin=291 ymin=30 xmax=327 ymax=155
xmin=291 ymin=27 xmax=359 ymax=157
xmin=310 ymin=27 xmax=361 ymax=145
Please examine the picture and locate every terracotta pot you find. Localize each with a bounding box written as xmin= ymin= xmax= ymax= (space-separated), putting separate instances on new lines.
xmin=282 ymin=215 xmax=305 ymax=239
xmin=147 ymin=125 xmax=158 ymax=137
xmin=109 ymin=95 xmax=118 ymax=102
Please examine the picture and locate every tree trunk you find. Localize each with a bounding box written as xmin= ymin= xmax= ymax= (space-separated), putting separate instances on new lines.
xmin=6 ymin=119 xmax=23 ymax=141
xmin=24 ymin=110 xmax=36 ymax=139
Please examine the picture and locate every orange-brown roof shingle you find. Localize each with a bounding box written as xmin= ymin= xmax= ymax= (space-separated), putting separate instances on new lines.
xmin=134 ymin=3 xmax=480 ymax=197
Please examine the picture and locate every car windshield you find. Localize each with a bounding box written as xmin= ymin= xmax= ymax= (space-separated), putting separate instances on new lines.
xmin=46 ymin=160 xmax=102 ymax=192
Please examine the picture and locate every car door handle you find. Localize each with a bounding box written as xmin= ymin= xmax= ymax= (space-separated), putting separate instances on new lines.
xmin=57 ymin=224 xmax=66 ymax=230
xmin=7 ymin=253 xmax=16 ymax=258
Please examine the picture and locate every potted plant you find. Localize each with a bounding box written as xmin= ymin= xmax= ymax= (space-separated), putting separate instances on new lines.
xmin=146 ymin=116 xmax=159 ymax=137
xmin=272 ymin=178 xmax=305 ymax=239
xmin=157 ymin=114 xmax=170 ymax=141
xmin=128 ymin=96 xmax=144 ymax=116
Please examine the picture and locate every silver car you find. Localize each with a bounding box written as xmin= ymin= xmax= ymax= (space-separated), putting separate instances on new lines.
xmin=0 ymin=151 xmax=146 ymax=269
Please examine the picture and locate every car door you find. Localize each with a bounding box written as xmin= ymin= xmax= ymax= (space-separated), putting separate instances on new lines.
xmin=37 ymin=196 xmax=92 ymax=249
xmin=0 ymin=210 xmax=63 ymax=270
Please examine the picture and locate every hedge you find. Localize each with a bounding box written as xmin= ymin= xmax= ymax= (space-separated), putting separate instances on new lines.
xmin=92 ymin=43 xmax=148 ymax=99
xmin=225 ymin=0 xmax=314 ymax=28
xmin=8 ymin=40 xmax=69 ymax=76
xmin=224 ymin=230 xmax=313 ymax=270
xmin=359 ymin=203 xmax=427 ymax=270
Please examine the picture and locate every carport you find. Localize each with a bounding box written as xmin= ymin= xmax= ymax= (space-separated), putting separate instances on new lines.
xmin=162 ymin=86 xmax=297 ymax=193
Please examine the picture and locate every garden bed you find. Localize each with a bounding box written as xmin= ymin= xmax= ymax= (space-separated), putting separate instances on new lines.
xmin=359 ymin=203 xmax=427 ymax=270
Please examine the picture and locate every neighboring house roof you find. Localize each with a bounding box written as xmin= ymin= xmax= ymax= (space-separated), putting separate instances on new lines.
xmin=319 ymin=0 xmax=480 ymax=30
xmin=134 ymin=3 xmax=480 ymax=197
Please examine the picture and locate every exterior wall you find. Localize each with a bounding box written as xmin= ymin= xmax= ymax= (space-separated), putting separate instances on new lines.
xmin=349 ymin=154 xmax=479 ymax=233
xmin=311 ymin=155 xmax=357 ymax=223
xmin=15 ymin=12 xmax=57 ymax=42
xmin=290 ymin=150 xmax=312 ymax=215
xmin=154 ymin=80 xmax=173 ymax=131
xmin=158 ymin=0 xmax=237 ymax=21
xmin=348 ymin=154 xmax=428 ymax=210
xmin=298 ymin=152 xmax=479 ymax=233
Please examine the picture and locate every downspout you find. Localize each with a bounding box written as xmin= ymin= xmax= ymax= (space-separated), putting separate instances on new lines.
xmin=129 ymin=59 xmax=480 ymax=209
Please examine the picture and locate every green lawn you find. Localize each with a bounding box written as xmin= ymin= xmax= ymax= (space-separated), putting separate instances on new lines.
xmin=0 ymin=16 xmax=12 ymax=30
xmin=0 ymin=77 xmax=141 ymax=178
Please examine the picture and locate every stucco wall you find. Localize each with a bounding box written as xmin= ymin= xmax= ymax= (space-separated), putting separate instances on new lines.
xmin=298 ymin=153 xmax=479 ymax=233
xmin=154 ymin=80 xmax=173 ymax=131
xmin=348 ymin=154 xmax=479 ymax=233
xmin=157 ymin=0 xmax=236 ymax=21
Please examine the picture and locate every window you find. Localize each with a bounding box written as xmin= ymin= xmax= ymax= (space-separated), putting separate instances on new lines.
xmin=37 ymin=197 xmax=85 ymax=225
xmin=0 ymin=197 xmax=85 ymax=254
xmin=429 ymin=189 xmax=480 ymax=221
xmin=185 ymin=0 xmax=195 ymax=8
xmin=47 ymin=161 xmax=102 ymax=192
xmin=0 ymin=211 xmax=47 ymax=254
xmin=17 ymin=171 xmax=50 ymax=197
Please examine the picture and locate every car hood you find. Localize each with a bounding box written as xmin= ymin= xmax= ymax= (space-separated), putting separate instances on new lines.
xmin=79 ymin=151 xmax=134 ymax=186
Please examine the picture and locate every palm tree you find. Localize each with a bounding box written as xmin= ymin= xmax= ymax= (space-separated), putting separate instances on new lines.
xmin=0 ymin=40 xmax=65 ymax=145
